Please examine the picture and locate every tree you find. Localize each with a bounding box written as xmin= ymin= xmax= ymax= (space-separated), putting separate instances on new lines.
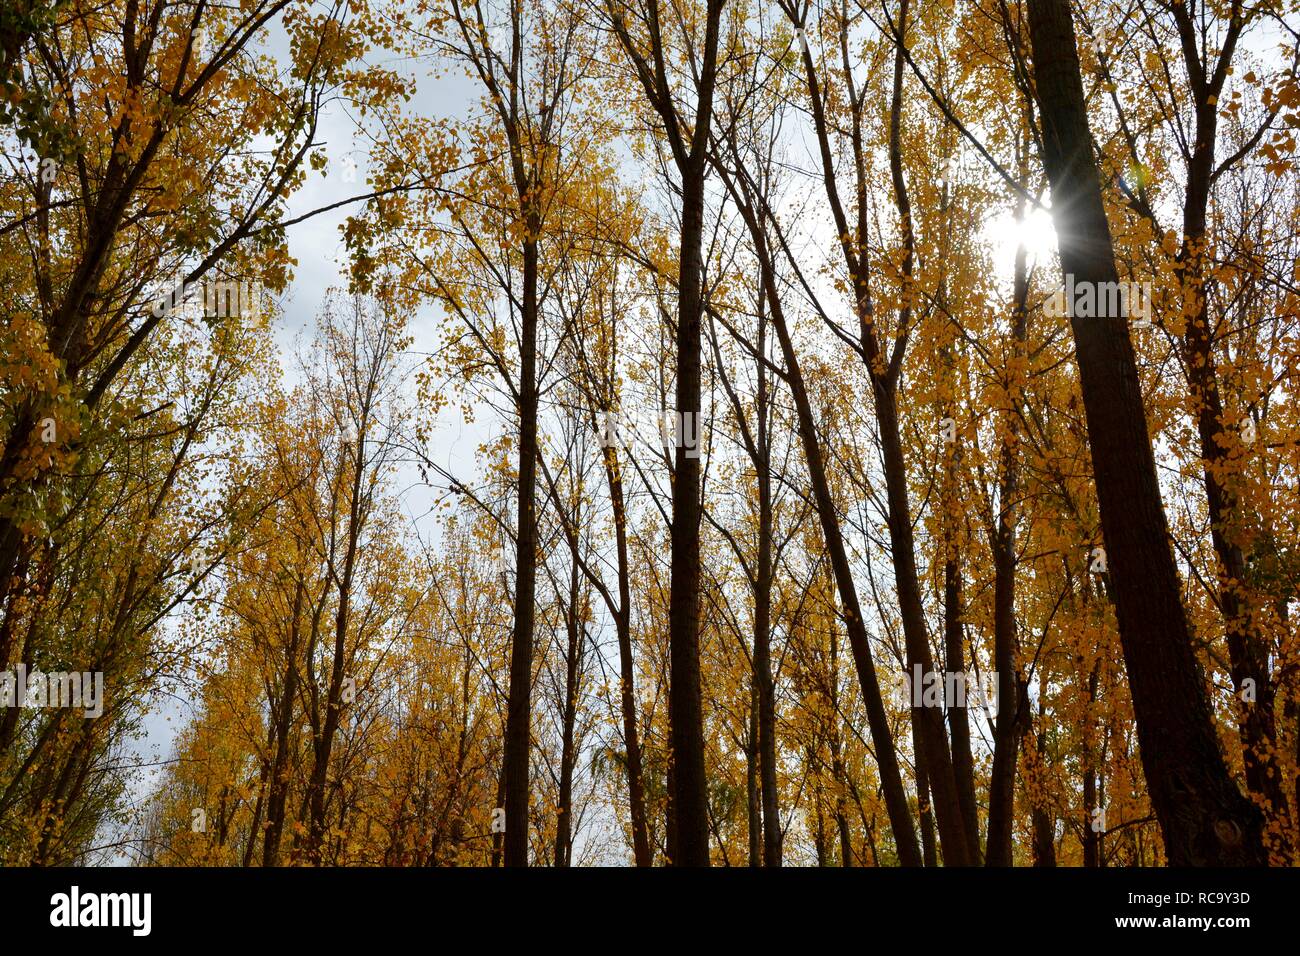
xmin=1025 ymin=0 xmax=1265 ymax=866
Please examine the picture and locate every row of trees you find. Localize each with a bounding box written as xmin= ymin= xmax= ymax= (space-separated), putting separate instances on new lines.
xmin=2 ymin=0 xmax=1298 ymax=865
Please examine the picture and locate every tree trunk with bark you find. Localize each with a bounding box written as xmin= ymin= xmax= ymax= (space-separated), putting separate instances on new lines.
xmin=1025 ymin=0 xmax=1265 ymax=865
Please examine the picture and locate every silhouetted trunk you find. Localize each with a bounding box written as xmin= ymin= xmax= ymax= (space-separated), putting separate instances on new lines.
xmin=503 ymin=231 xmax=539 ymax=867
xmin=1171 ymin=6 xmax=1289 ymax=847
xmin=1030 ymin=697 xmax=1057 ymax=867
xmin=935 ymin=159 xmax=979 ymax=862
xmin=828 ymin=627 xmax=853 ymax=867
xmin=753 ymin=315 xmax=782 ymax=866
xmin=602 ymin=443 xmax=653 ymax=866
xmin=775 ymin=0 xmax=941 ymax=864
xmin=654 ymin=0 xmax=728 ymax=866
xmin=1026 ymin=0 xmax=1264 ymax=865
xmin=713 ymin=157 xmax=921 ymax=866
xmin=1032 ymin=793 xmax=1057 ymax=865
xmin=849 ymin=0 xmax=971 ymax=864
xmin=746 ymin=685 xmax=760 ymax=867
xmin=306 ymin=428 xmax=367 ymax=864
xmin=916 ymin=750 xmax=938 ymax=867
xmin=835 ymin=786 xmax=854 ymax=867
xmin=554 ymin=542 xmax=582 ymax=867
xmin=877 ymin=387 xmax=971 ymax=866
xmin=263 ymin=581 xmax=304 ymax=867
xmin=666 ymin=153 xmax=711 ymax=864
xmin=986 ymin=225 xmax=1030 ymax=867
xmin=769 ymin=282 xmax=919 ymax=866
xmin=943 ymin=560 xmax=978 ymax=855
xmin=605 ymin=0 xmax=730 ymax=867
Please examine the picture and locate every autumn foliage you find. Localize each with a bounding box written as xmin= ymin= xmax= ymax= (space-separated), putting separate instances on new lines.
xmin=1 ymin=0 xmax=1298 ymax=867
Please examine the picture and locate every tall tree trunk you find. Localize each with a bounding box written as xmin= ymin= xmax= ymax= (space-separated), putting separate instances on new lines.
xmin=746 ymin=684 xmax=761 ymax=867
xmin=1030 ymin=694 xmax=1057 ymax=867
xmin=943 ymin=559 xmax=979 ymax=855
xmin=877 ymin=388 xmax=971 ymax=866
xmin=915 ymin=748 xmax=938 ymax=867
xmin=828 ymin=625 xmax=853 ymax=867
xmin=715 ymin=160 xmax=921 ymax=865
xmin=667 ymin=129 xmax=714 ymax=860
xmin=503 ymin=232 xmax=540 ymax=867
xmin=753 ymin=317 xmax=782 ymax=866
xmin=1025 ymin=0 xmax=1264 ymax=865
xmin=554 ymin=540 xmax=582 ymax=868
xmin=986 ymin=222 xmax=1031 ymax=866
xmin=1172 ymin=15 xmax=1289 ymax=847
xmin=602 ymin=443 xmax=653 ymax=866
xmin=263 ymin=581 xmax=304 ymax=867
xmin=854 ymin=0 xmax=972 ymax=864
xmin=665 ymin=112 xmax=714 ymax=871
xmin=938 ymin=285 xmax=979 ymax=856
xmin=1031 ymin=807 xmax=1057 ymax=867
xmin=1083 ymin=767 xmax=1100 ymax=867
xmin=306 ymin=429 xmax=368 ymax=864
xmin=604 ymin=0 xmax=728 ymax=868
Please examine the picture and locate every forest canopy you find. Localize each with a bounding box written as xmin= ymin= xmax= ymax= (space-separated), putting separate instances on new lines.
xmin=1 ymin=0 xmax=1298 ymax=868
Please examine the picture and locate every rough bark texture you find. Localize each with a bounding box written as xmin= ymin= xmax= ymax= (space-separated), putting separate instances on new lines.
xmin=1026 ymin=0 xmax=1264 ymax=866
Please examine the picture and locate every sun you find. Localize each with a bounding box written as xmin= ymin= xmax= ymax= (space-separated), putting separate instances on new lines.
xmin=982 ymin=206 xmax=1058 ymax=275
